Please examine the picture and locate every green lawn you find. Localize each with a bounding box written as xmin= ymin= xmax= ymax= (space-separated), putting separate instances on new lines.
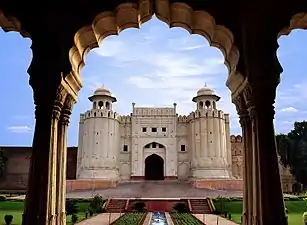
xmin=218 ymin=200 xmax=307 ymax=225
xmin=0 ymin=201 xmax=90 ymax=225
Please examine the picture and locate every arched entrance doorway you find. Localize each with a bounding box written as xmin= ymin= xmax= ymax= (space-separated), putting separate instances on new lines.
xmin=145 ymin=154 xmax=164 ymax=180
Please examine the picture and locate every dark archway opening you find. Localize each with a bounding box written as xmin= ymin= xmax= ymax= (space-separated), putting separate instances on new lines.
xmin=145 ymin=154 xmax=164 ymax=180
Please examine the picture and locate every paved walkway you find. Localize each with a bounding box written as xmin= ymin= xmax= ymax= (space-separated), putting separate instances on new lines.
xmin=165 ymin=212 xmax=174 ymax=225
xmin=76 ymin=213 xmax=122 ymax=225
xmin=194 ymin=214 xmax=239 ymax=225
xmin=142 ymin=213 xmax=151 ymax=225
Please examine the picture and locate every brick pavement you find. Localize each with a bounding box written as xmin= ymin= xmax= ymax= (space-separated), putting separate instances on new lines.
xmin=193 ymin=214 xmax=239 ymax=225
xmin=76 ymin=213 xmax=122 ymax=225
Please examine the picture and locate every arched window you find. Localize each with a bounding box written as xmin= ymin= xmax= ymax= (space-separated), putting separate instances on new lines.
xmin=199 ymin=101 xmax=204 ymax=109
xmin=93 ymin=101 xmax=97 ymax=109
xmin=213 ymin=101 xmax=216 ymax=109
xmin=205 ymin=100 xmax=211 ymax=109
xmin=98 ymin=101 xmax=103 ymax=109
xmin=106 ymin=101 xmax=110 ymax=110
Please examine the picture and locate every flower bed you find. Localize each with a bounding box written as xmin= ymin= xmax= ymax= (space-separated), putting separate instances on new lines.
xmin=112 ymin=212 xmax=147 ymax=225
xmin=170 ymin=213 xmax=204 ymax=225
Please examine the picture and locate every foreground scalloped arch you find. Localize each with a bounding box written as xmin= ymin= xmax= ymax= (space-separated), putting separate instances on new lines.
xmin=278 ymin=12 xmax=307 ymax=38
xmin=70 ymin=0 xmax=239 ymax=78
xmin=0 ymin=10 xmax=30 ymax=38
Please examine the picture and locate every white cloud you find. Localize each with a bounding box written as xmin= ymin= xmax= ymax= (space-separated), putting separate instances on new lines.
xmin=7 ymin=125 xmax=32 ymax=133
xmin=280 ymin=107 xmax=298 ymax=113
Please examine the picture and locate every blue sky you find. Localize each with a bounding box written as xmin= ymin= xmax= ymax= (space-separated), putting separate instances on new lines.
xmin=0 ymin=16 xmax=306 ymax=147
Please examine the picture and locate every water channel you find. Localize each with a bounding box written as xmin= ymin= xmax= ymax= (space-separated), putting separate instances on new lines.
xmin=148 ymin=212 xmax=168 ymax=225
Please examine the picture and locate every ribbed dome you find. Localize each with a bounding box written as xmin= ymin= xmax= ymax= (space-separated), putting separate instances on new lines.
xmin=196 ymin=85 xmax=214 ymax=96
xmin=93 ymin=87 xmax=112 ymax=97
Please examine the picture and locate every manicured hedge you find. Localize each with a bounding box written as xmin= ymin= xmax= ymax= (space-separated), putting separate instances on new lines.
xmin=170 ymin=213 xmax=203 ymax=225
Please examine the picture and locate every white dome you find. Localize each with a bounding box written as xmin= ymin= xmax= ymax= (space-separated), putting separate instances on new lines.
xmin=93 ymin=87 xmax=112 ymax=97
xmin=197 ymin=85 xmax=215 ymax=96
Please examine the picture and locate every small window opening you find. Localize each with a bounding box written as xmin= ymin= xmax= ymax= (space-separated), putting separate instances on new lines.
xmin=152 ymin=127 xmax=157 ymax=132
xmin=152 ymin=143 xmax=157 ymax=148
xmin=162 ymin=127 xmax=166 ymax=132
xmin=158 ymin=144 xmax=164 ymax=148
xmin=142 ymin=127 xmax=147 ymax=132
xmin=123 ymin=145 xmax=128 ymax=152
xmin=181 ymin=145 xmax=186 ymax=152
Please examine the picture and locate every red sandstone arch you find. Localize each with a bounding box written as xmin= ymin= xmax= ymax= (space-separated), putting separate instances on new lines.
xmin=70 ymin=0 xmax=239 ymax=78
xmin=278 ymin=12 xmax=307 ymax=38
xmin=0 ymin=10 xmax=30 ymax=38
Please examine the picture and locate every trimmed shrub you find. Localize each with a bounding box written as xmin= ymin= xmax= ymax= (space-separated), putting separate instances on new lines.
xmin=0 ymin=195 xmax=7 ymax=201
xmin=89 ymin=194 xmax=105 ymax=213
xmin=303 ymin=212 xmax=307 ymax=223
xmin=66 ymin=199 xmax=79 ymax=215
xmin=71 ymin=214 xmax=78 ymax=224
xmin=4 ymin=215 xmax=13 ymax=225
xmin=131 ymin=201 xmax=146 ymax=212
xmin=173 ymin=202 xmax=189 ymax=213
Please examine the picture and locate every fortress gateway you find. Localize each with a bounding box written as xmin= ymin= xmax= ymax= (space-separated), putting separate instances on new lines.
xmin=76 ymin=85 xmax=232 ymax=181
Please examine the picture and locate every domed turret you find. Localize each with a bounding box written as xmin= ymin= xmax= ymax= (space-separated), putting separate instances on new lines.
xmin=89 ymin=86 xmax=117 ymax=110
xmin=192 ymin=84 xmax=220 ymax=110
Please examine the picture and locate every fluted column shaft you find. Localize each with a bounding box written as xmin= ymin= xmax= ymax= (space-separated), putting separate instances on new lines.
xmin=233 ymin=94 xmax=253 ymax=225
xmin=56 ymin=96 xmax=75 ymax=225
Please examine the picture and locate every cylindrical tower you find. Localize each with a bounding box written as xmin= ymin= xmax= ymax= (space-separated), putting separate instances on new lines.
xmin=190 ymin=85 xmax=231 ymax=179
xmin=77 ymin=87 xmax=120 ymax=181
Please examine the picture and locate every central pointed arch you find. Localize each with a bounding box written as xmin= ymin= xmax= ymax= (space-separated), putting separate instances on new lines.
xmin=145 ymin=154 xmax=164 ymax=180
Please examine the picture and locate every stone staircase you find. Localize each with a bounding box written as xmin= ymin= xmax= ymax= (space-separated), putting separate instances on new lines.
xmin=189 ymin=199 xmax=212 ymax=214
xmin=105 ymin=198 xmax=127 ymax=213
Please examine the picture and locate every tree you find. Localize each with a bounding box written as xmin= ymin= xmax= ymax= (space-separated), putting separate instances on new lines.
xmin=0 ymin=149 xmax=7 ymax=179
xmin=276 ymin=121 xmax=307 ymax=185
xmin=276 ymin=134 xmax=293 ymax=167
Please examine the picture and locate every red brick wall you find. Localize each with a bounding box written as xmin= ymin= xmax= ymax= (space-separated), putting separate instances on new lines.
xmin=0 ymin=146 xmax=77 ymax=190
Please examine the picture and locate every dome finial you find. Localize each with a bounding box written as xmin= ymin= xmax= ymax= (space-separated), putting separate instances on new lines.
xmin=204 ymin=82 xmax=207 ymax=87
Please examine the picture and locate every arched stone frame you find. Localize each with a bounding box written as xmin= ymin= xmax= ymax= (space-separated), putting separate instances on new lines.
xmin=143 ymin=142 xmax=166 ymax=177
xmin=69 ymin=0 xmax=240 ymax=79
xmin=0 ymin=10 xmax=30 ymax=38
xmin=278 ymin=13 xmax=307 ymax=38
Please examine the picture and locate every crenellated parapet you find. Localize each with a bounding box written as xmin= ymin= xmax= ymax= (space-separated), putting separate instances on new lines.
xmin=81 ymin=109 xmax=120 ymax=121
xmin=230 ymin=135 xmax=242 ymax=143
xmin=177 ymin=115 xmax=189 ymax=123
xmin=118 ymin=115 xmax=132 ymax=124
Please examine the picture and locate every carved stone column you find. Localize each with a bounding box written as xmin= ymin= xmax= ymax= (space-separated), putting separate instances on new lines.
xmin=23 ymin=86 xmax=66 ymax=225
xmin=22 ymin=40 xmax=68 ymax=225
xmin=233 ymin=94 xmax=253 ymax=225
xmin=243 ymin=85 xmax=286 ymax=225
xmin=56 ymin=94 xmax=75 ymax=225
xmin=238 ymin=10 xmax=287 ymax=223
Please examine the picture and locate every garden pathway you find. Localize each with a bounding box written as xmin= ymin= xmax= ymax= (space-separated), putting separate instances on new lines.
xmin=142 ymin=213 xmax=151 ymax=224
xmin=193 ymin=214 xmax=239 ymax=225
xmin=165 ymin=212 xmax=174 ymax=225
xmin=76 ymin=213 xmax=122 ymax=225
